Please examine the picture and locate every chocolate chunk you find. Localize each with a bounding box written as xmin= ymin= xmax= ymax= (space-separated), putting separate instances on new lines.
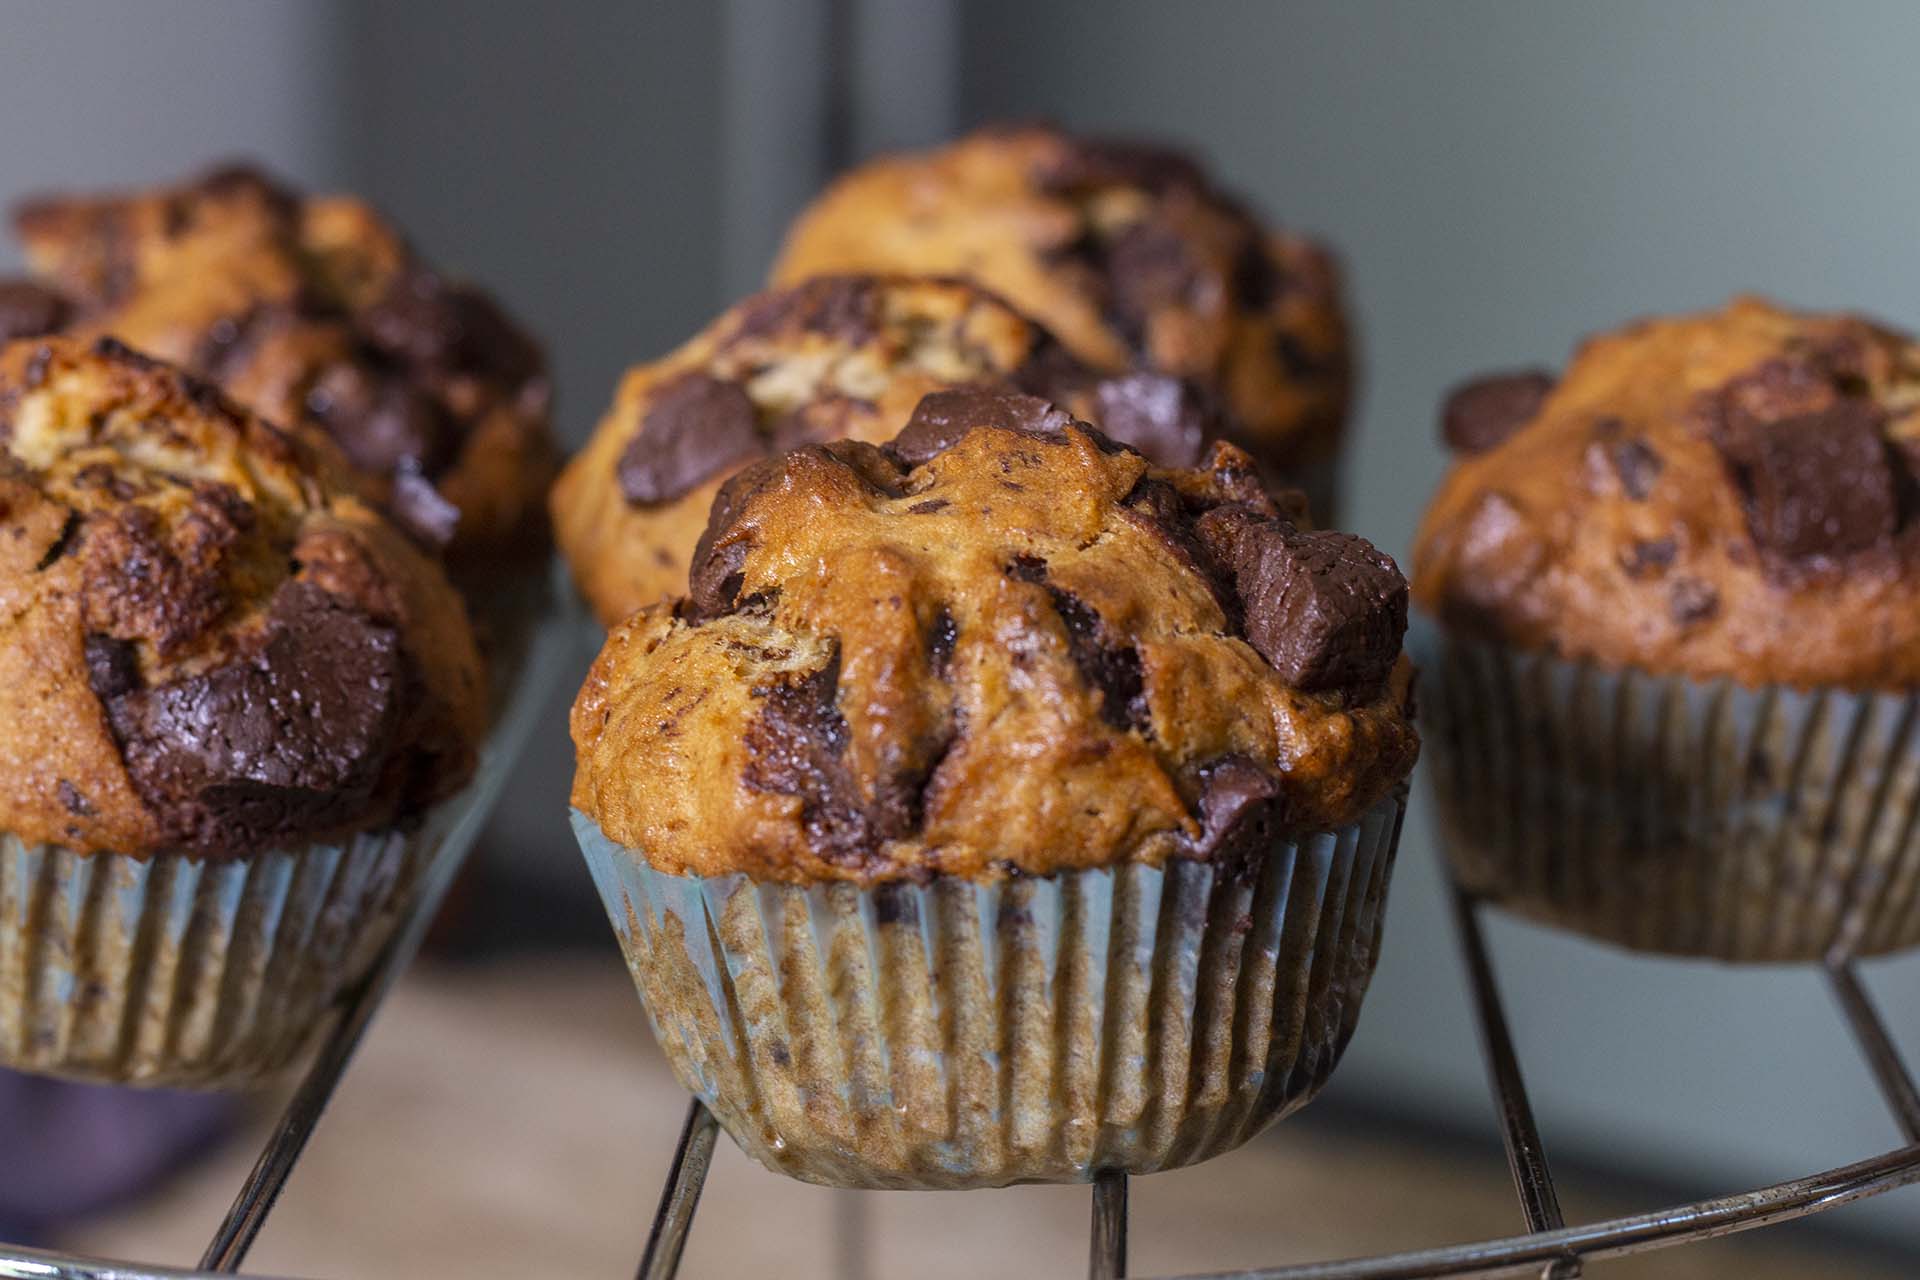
xmin=1045 ymin=586 xmax=1147 ymax=732
xmin=360 ymin=269 xmax=544 ymax=387
xmin=1619 ymin=537 xmax=1676 ymax=578
xmin=90 ymin=581 xmax=406 ymax=857
xmin=0 ymin=281 xmax=69 ymax=343
xmin=743 ymin=650 xmax=910 ymax=864
xmin=56 ymin=779 xmax=92 ymax=817
xmin=1744 ymin=402 xmax=1896 ymax=560
xmin=306 ymin=364 xmax=458 ymax=477
xmin=617 ymin=373 xmax=764 ymax=506
xmin=926 ymin=606 xmax=958 ymax=677
xmin=193 ymin=164 xmax=301 ymax=222
xmin=1669 ymin=577 xmax=1719 ymax=626
xmin=83 ymin=634 xmax=141 ymax=699
xmin=684 ymin=453 xmax=785 ymax=619
xmin=1232 ymin=243 xmax=1283 ymax=310
xmin=1101 ymin=218 xmax=1200 ymax=352
xmin=733 ymin=277 xmax=880 ymax=346
xmin=1609 ymin=437 xmax=1663 ymax=500
xmin=1194 ymin=506 xmax=1406 ymax=697
xmin=1440 ymin=370 xmax=1554 ymax=454
xmin=887 ymin=386 xmax=1077 ymax=466
xmin=1187 ymin=755 xmax=1283 ymax=863
xmin=1092 ymin=372 xmax=1213 ymax=467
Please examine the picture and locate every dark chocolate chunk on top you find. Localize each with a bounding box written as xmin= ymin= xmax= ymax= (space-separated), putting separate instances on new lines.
xmin=618 ymin=372 xmax=764 ymax=506
xmin=1441 ymin=369 xmax=1555 ymax=454
xmin=1744 ymin=400 xmax=1895 ymax=561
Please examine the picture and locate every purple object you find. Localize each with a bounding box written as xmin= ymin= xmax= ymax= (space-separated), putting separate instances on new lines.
xmin=0 ymin=1069 xmax=233 ymax=1243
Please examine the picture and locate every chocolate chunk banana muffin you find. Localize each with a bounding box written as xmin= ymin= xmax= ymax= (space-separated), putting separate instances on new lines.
xmin=553 ymin=273 xmax=1230 ymax=625
xmin=0 ymin=335 xmax=486 ymax=1084
xmin=10 ymin=164 xmax=556 ymax=567
xmin=770 ymin=124 xmax=1352 ymax=510
xmin=1415 ymin=296 xmax=1920 ymax=959
xmin=571 ymin=387 xmax=1415 ymax=1187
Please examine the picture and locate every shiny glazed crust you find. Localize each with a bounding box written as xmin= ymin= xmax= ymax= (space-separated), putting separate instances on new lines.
xmin=572 ymin=409 xmax=1416 ymax=885
xmin=1414 ymin=296 xmax=1920 ymax=688
xmin=12 ymin=165 xmax=557 ymax=563
xmin=0 ymin=336 xmax=485 ymax=858
xmin=770 ymin=124 xmax=1352 ymax=473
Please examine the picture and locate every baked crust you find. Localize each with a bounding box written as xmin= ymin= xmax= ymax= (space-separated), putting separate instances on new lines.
xmin=555 ymin=273 xmax=1265 ymax=625
xmin=1414 ymin=296 xmax=1920 ymax=688
xmin=11 ymin=164 xmax=556 ymax=564
xmin=0 ymin=336 xmax=485 ymax=858
xmin=770 ymin=124 xmax=1351 ymax=474
xmin=572 ymin=395 xmax=1415 ymax=885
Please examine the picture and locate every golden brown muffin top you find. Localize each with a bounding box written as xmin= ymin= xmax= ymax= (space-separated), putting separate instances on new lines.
xmin=553 ymin=273 xmax=1236 ymax=625
xmin=1415 ymin=296 xmax=1920 ymax=689
xmin=9 ymin=164 xmax=557 ymax=563
xmin=0 ymin=336 xmax=486 ymax=859
xmin=572 ymin=387 xmax=1415 ymax=885
xmin=770 ymin=123 xmax=1351 ymax=475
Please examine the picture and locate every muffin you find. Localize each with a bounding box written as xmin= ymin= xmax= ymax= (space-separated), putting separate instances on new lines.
xmin=0 ymin=335 xmax=486 ymax=1084
xmin=553 ymin=272 xmax=1233 ymax=625
xmin=770 ymin=123 xmax=1352 ymax=513
xmin=1414 ymin=295 xmax=1920 ymax=960
xmin=570 ymin=386 xmax=1416 ymax=1187
xmin=8 ymin=163 xmax=558 ymax=661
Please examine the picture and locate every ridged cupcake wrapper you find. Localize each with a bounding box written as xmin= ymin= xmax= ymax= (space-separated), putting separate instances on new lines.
xmin=572 ymin=792 xmax=1407 ymax=1190
xmin=1424 ymin=633 xmax=1920 ymax=961
xmin=0 ymin=804 xmax=465 ymax=1089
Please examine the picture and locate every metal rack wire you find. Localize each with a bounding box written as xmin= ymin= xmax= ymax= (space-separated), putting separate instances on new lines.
xmin=1 ymin=610 xmax=1916 ymax=1279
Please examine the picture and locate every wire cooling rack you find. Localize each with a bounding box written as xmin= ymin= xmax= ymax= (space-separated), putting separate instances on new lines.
xmin=0 ymin=625 xmax=1915 ymax=1278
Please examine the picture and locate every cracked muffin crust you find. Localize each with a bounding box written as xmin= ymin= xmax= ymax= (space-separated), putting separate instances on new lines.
xmin=571 ymin=386 xmax=1415 ymax=885
xmin=0 ymin=336 xmax=485 ymax=859
xmin=770 ymin=124 xmax=1352 ymax=479
xmin=552 ymin=273 xmax=1234 ymax=625
xmin=8 ymin=164 xmax=556 ymax=564
xmin=1414 ymin=296 xmax=1920 ymax=689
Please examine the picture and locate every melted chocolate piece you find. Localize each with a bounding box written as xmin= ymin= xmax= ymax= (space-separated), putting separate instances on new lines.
xmin=617 ymin=373 xmax=764 ymax=506
xmin=1619 ymin=537 xmax=1677 ymax=578
xmin=1100 ymin=218 xmax=1200 ymax=352
xmin=742 ymin=649 xmax=927 ymax=865
xmin=1092 ymin=372 xmax=1213 ymax=467
xmin=1187 ymin=755 xmax=1283 ymax=862
xmin=733 ymin=277 xmax=880 ymax=346
xmin=1669 ymin=577 xmax=1720 ymax=626
xmin=1033 ymin=137 xmax=1209 ymax=196
xmin=360 ymin=269 xmax=544 ymax=387
xmin=1440 ymin=370 xmax=1554 ymax=454
xmin=1194 ymin=506 xmax=1406 ymax=697
xmin=1608 ymin=436 xmax=1663 ymax=501
xmin=926 ymin=606 xmax=959 ymax=677
xmin=0 ymin=281 xmax=69 ymax=343
xmin=887 ymin=386 xmax=1078 ymax=467
xmin=1045 ymin=586 xmax=1147 ymax=732
xmin=89 ymin=581 xmax=406 ymax=857
xmin=389 ymin=470 xmax=462 ymax=549
xmin=306 ymin=363 xmax=459 ymax=478
xmin=1744 ymin=401 xmax=1896 ymax=561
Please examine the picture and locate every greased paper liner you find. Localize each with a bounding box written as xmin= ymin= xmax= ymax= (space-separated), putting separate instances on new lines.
xmin=572 ymin=790 xmax=1407 ymax=1190
xmin=0 ymin=565 xmax=574 ymax=1088
xmin=1423 ymin=631 xmax=1920 ymax=961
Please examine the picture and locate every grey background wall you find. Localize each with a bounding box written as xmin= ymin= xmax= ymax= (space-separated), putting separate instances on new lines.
xmin=957 ymin=0 xmax=1920 ymax=1247
xmin=0 ymin=0 xmax=1915 ymax=1256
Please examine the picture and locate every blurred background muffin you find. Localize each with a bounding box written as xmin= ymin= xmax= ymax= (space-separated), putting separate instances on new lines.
xmin=771 ymin=123 xmax=1352 ymax=516
xmin=571 ymin=387 xmax=1414 ymax=1186
xmin=553 ymin=272 xmax=1239 ymax=624
xmin=7 ymin=163 xmax=556 ymax=577
xmin=0 ymin=334 xmax=485 ymax=1085
xmin=1415 ymin=296 xmax=1920 ymax=959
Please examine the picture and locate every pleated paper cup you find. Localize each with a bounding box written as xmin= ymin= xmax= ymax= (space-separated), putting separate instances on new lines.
xmin=572 ymin=790 xmax=1407 ymax=1190
xmin=1423 ymin=630 xmax=1920 ymax=961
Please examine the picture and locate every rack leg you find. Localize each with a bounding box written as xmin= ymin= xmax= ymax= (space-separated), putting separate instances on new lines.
xmin=1090 ymin=1169 xmax=1127 ymax=1280
xmin=1448 ymin=887 xmax=1581 ymax=1278
xmin=637 ymin=1100 xmax=720 ymax=1280
xmin=1826 ymin=959 xmax=1920 ymax=1143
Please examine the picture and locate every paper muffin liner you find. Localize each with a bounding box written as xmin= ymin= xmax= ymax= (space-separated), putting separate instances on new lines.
xmin=572 ymin=791 xmax=1407 ymax=1190
xmin=1422 ymin=630 xmax=1920 ymax=961
xmin=0 ymin=568 xmax=571 ymax=1089
xmin=0 ymin=817 xmax=447 ymax=1088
